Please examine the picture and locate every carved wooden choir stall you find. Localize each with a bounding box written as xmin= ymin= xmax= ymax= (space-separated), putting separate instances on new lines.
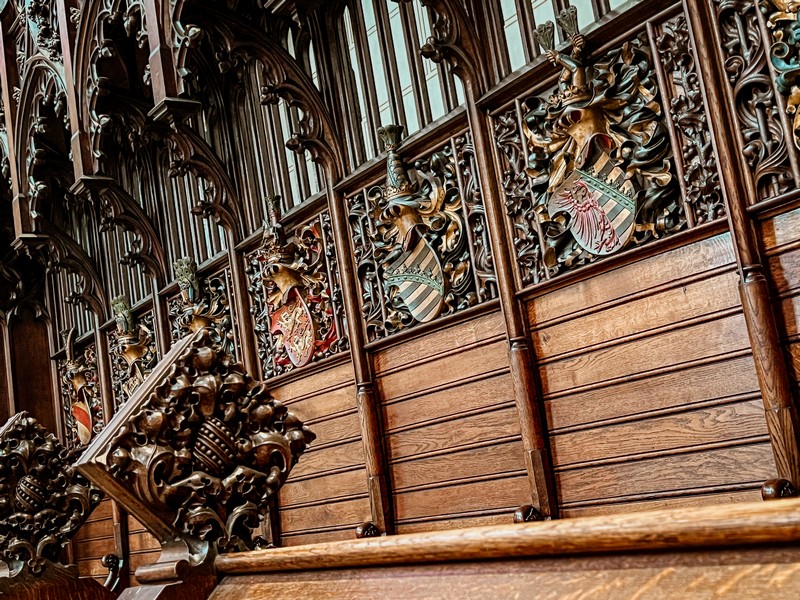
xmin=3 ymin=0 xmax=800 ymax=598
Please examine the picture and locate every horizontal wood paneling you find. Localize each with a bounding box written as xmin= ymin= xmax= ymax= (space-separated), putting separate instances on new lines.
xmin=376 ymin=312 xmax=529 ymax=530
xmin=74 ymin=499 xmax=117 ymax=581
xmin=271 ymin=361 xmax=369 ymax=544
xmin=529 ymin=234 xmax=774 ymax=513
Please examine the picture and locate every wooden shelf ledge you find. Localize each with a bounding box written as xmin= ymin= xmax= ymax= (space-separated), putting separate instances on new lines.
xmin=215 ymin=498 xmax=800 ymax=575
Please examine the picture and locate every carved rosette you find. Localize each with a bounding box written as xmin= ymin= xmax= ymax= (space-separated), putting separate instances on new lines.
xmin=347 ymin=126 xmax=495 ymax=341
xmin=495 ymin=25 xmax=684 ymax=284
xmin=656 ymin=14 xmax=725 ymax=225
xmin=78 ymin=328 xmax=315 ymax=552
xmin=58 ymin=329 xmax=104 ymax=448
xmin=108 ymin=295 xmax=158 ymax=409
xmin=0 ymin=413 xmax=103 ymax=576
xmin=246 ymin=206 xmax=348 ymax=379
xmin=716 ymin=0 xmax=793 ymax=200
xmin=169 ymin=257 xmax=236 ymax=356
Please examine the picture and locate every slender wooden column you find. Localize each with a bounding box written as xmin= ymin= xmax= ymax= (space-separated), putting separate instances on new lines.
xmin=463 ymin=80 xmax=558 ymax=518
xmin=685 ymin=0 xmax=800 ymax=485
xmin=325 ymin=175 xmax=393 ymax=535
xmin=227 ymin=245 xmax=258 ymax=375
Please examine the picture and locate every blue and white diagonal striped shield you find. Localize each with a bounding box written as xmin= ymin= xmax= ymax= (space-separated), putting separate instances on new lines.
xmin=384 ymin=238 xmax=445 ymax=323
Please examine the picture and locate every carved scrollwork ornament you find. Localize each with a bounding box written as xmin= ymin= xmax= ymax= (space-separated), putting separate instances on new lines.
xmin=764 ymin=0 xmax=800 ymax=149
xmin=348 ymin=125 xmax=490 ymax=340
xmin=59 ymin=328 xmax=104 ymax=447
xmin=77 ymin=328 xmax=315 ymax=552
xmin=498 ymin=16 xmax=683 ymax=282
xmin=246 ymin=197 xmax=347 ymax=377
xmin=0 ymin=413 xmax=103 ymax=577
xmin=109 ymin=295 xmax=157 ymax=408
xmin=169 ymin=257 xmax=236 ymax=355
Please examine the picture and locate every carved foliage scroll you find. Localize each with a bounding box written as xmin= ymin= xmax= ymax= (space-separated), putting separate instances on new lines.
xmin=108 ymin=295 xmax=157 ymax=409
xmin=58 ymin=329 xmax=104 ymax=448
xmin=246 ymin=206 xmax=348 ymax=379
xmin=77 ymin=329 xmax=315 ymax=552
xmin=348 ymin=126 xmax=496 ymax=342
xmin=656 ymin=14 xmax=725 ymax=225
xmin=169 ymin=258 xmax=235 ymax=356
xmin=716 ymin=0 xmax=793 ymax=200
xmin=765 ymin=0 xmax=800 ymax=152
xmin=495 ymin=23 xmax=684 ymax=285
xmin=0 ymin=413 xmax=103 ymax=576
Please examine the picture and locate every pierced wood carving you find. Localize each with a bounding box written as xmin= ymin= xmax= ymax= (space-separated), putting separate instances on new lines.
xmin=766 ymin=0 xmax=800 ymax=150
xmin=0 ymin=412 xmax=103 ymax=577
xmin=348 ymin=126 xmax=495 ymax=341
xmin=246 ymin=199 xmax=348 ymax=378
xmin=716 ymin=0 xmax=793 ymax=200
xmin=496 ymin=14 xmax=683 ymax=284
xmin=58 ymin=328 xmax=104 ymax=447
xmin=76 ymin=328 xmax=315 ymax=552
xmin=169 ymin=257 xmax=235 ymax=355
xmin=656 ymin=13 xmax=725 ymax=225
xmin=108 ymin=295 xmax=157 ymax=408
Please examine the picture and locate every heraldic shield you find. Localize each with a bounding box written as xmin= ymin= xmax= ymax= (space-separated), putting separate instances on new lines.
xmin=270 ymin=290 xmax=316 ymax=367
xmin=548 ymin=134 xmax=636 ymax=256
xmin=385 ymin=237 xmax=445 ymax=323
xmin=72 ymin=399 xmax=93 ymax=445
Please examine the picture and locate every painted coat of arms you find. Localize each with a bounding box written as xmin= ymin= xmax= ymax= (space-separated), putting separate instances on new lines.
xmin=60 ymin=329 xmax=102 ymax=446
xmin=513 ymin=7 xmax=681 ymax=276
xmin=250 ymin=197 xmax=342 ymax=375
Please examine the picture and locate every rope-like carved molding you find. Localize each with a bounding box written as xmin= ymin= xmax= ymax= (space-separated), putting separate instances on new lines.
xmin=76 ymin=327 xmax=315 ymax=552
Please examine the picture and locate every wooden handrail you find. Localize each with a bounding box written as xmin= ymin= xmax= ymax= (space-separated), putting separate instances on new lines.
xmin=215 ymin=498 xmax=800 ymax=574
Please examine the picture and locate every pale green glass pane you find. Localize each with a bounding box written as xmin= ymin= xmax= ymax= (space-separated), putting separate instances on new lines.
xmin=308 ymin=41 xmax=320 ymax=88
xmin=500 ymin=0 xmax=526 ymax=71
xmin=531 ymin=0 xmax=557 ymax=28
xmin=455 ymin=77 xmax=465 ymax=105
xmin=344 ymin=6 xmax=374 ymax=159
xmin=608 ymin=0 xmax=627 ymax=9
xmin=414 ymin=2 xmax=447 ymax=122
xmin=568 ymin=0 xmax=595 ymax=30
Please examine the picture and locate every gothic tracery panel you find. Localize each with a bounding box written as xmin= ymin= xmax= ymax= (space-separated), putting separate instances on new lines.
xmin=348 ymin=125 xmax=496 ymax=342
xmin=246 ymin=202 xmax=348 ymax=379
xmin=494 ymin=9 xmax=687 ymax=286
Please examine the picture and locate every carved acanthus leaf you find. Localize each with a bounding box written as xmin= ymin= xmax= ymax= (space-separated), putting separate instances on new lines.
xmin=0 ymin=413 xmax=103 ymax=577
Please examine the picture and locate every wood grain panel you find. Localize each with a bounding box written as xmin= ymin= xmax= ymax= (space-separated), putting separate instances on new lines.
xmin=280 ymin=384 xmax=357 ymax=422
xmin=280 ymin=497 xmax=371 ymax=533
xmin=394 ymin=475 xmax=530 ymax=522
xmin=291 ymin=440 xmax=366 ymax=479
xmin=304 ymin=411 xmax=360 ymax=446
xmin=390 ymin=439 xmax=526 ymax=491
xmin=762 ymin=206 xmax=800 ymax=249
xmin=280 ymin=469 xmax=369 ymax=507
xmin=531 ymin=233 xmax=735 ymax=325
xmin=395 ymin=513 xmax=513 ymax=534
xmin=769 ymin=248 xmax=800 ymax=294
xmin=281 ymin=528 xmax=356 ymax=547
xmin=556 ymin=443 xmax=775 ymax=505
xmin=268 ymin=360 xmax=354 ymax=401
xmin=374 ymin=311 xmax=504 ymax=374
xmin=85 ymin=499 xmax=113 ymax=523
xmin=386 ymin=406 xmax=520 ymax=461
xmin=546 ymin=354 xmax=760 ymax=431
xmin=128 ymin=531 xmax=160 ymax=554
xmin=533 ymin=271 xmax=740 ymax=359
xmin=540 ymin=313 xmax=751 ymax=395
xmin=74 ymin=519 xmax=114 ymax=543
xmin=377 ymin=339 xmax=509 ymax=400
xmin=551 ymin=400 xmax=768 ymax=467
xmin=383 ymin=370 xmax=513 ymax=431
xmin=561 ymin=488 xmax=762 ymax=517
